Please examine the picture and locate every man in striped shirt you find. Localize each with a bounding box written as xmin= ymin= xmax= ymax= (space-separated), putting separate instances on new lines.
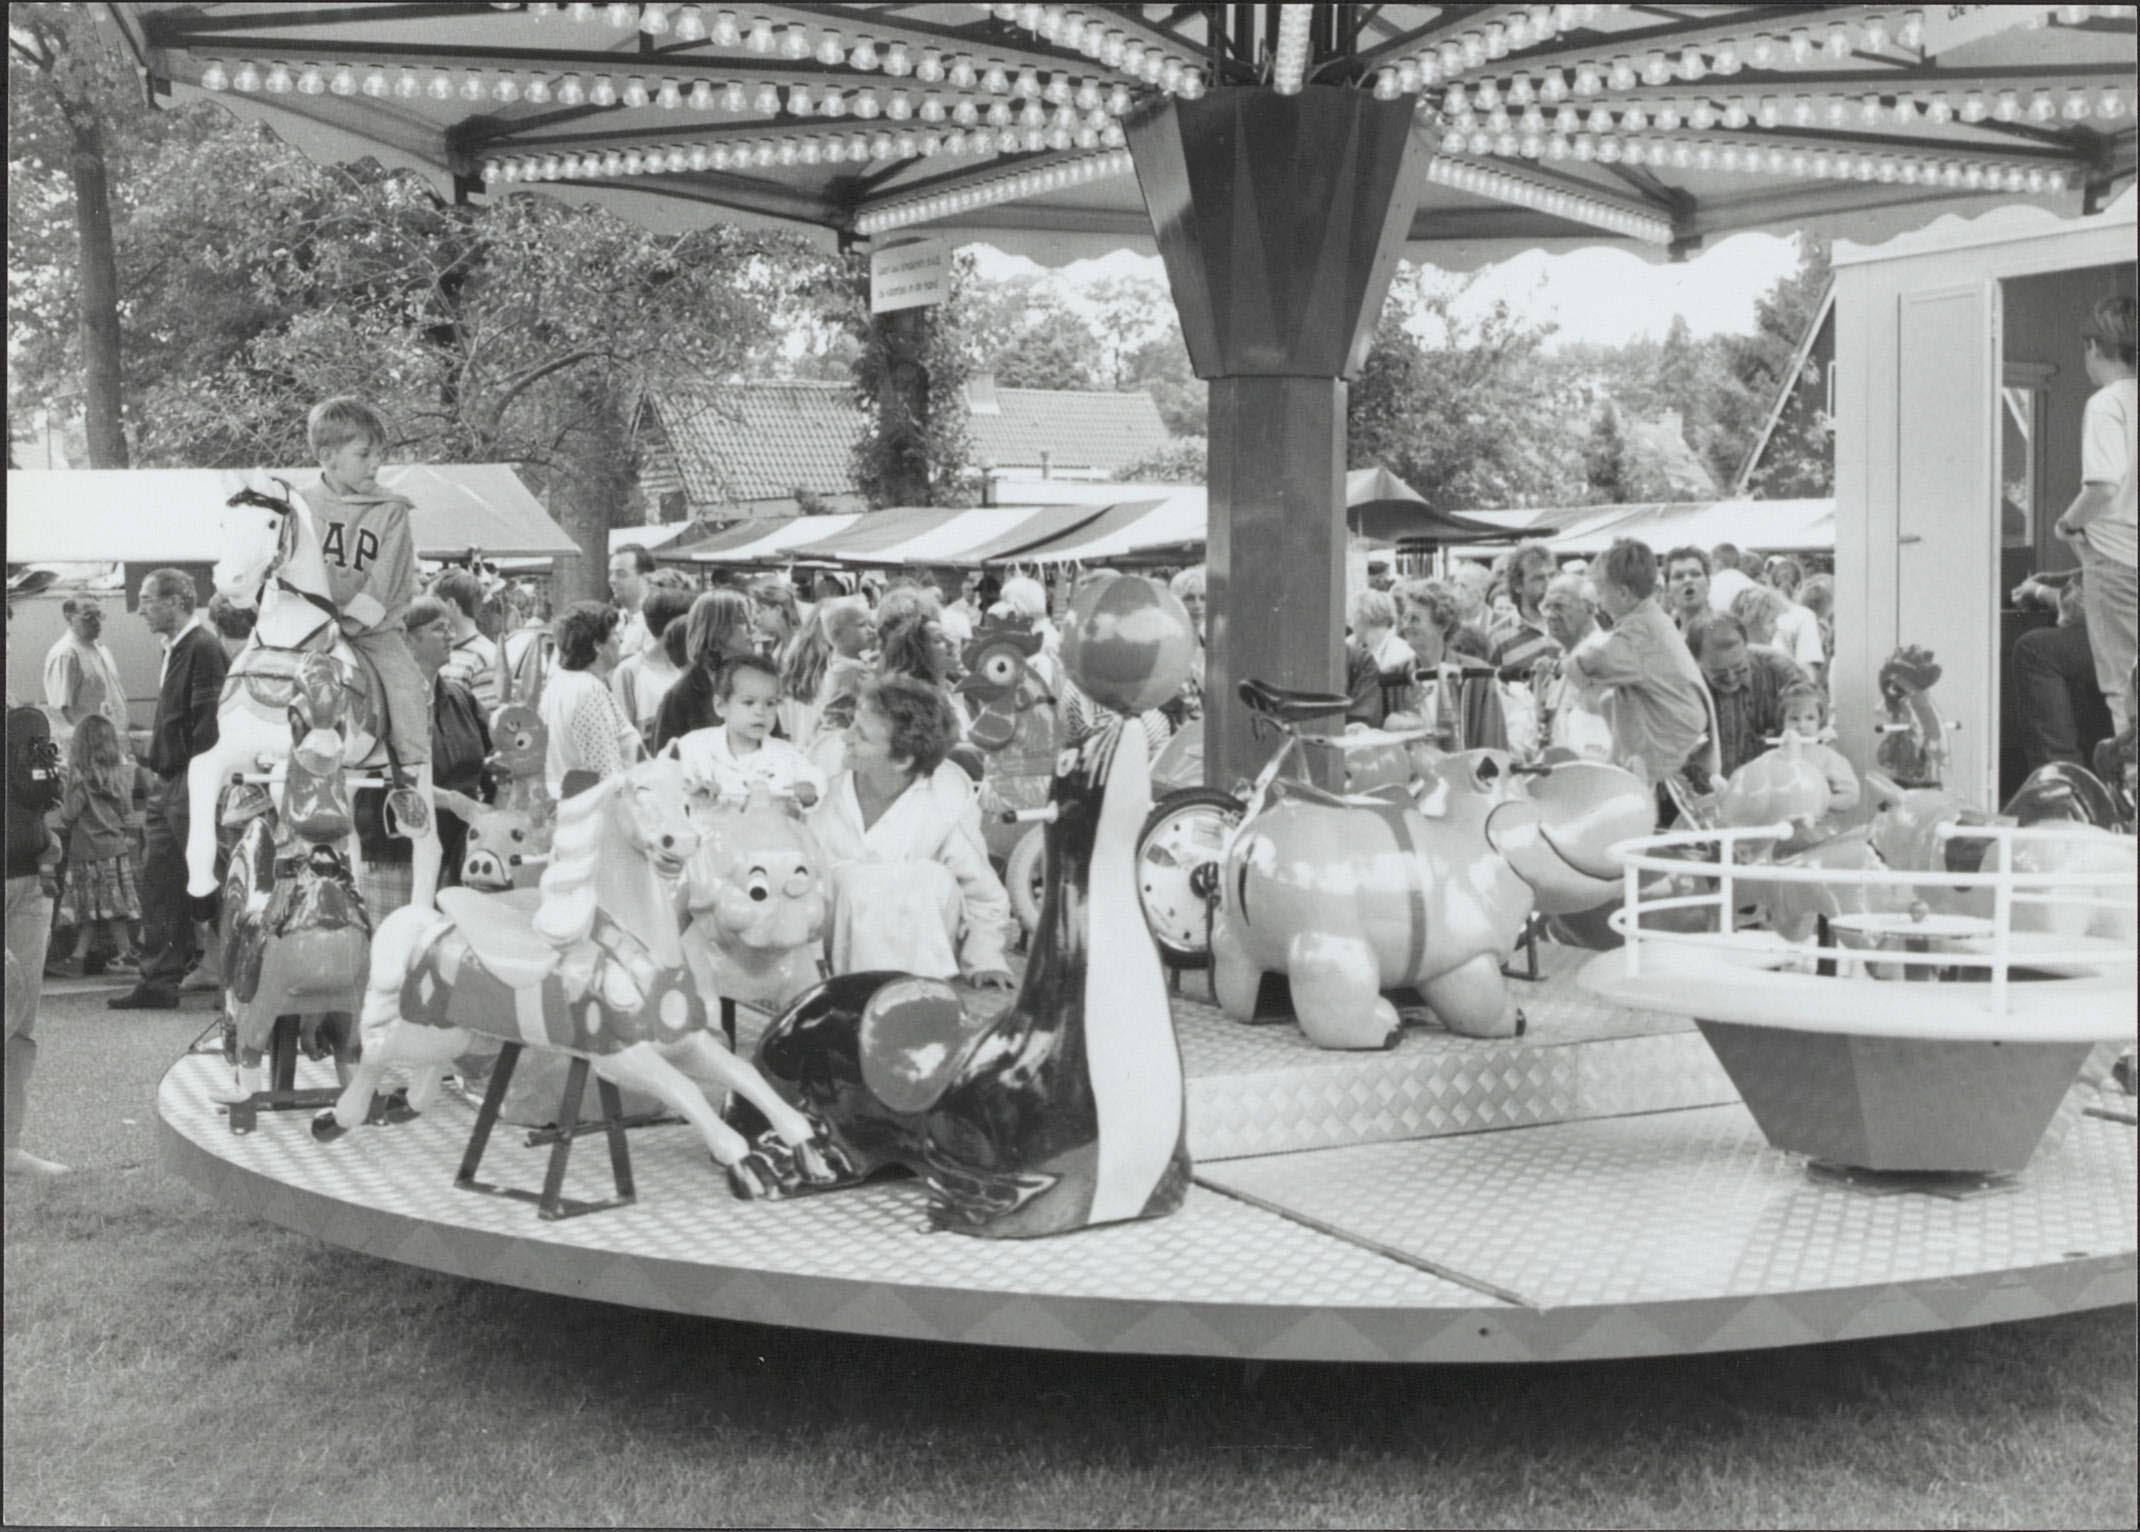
xmin=1490 ymin=543 xmax=1561 ymax=672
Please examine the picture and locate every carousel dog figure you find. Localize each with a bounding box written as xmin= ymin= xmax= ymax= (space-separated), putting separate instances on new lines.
xmin=214 ymin=652 xmax=374 ymax=1108
xmin=316 ymin=752 xmax=844 ymax=1199
xmin=1212 ymin=727 xmax=1654 ymax=1049
xmin=188 ymin=480 xmax=442 ymax=909
xmin=679 ymin=786 xmax=830 ymax=1014
xmin=740 ymin=573 xmax=1197 ymax=1238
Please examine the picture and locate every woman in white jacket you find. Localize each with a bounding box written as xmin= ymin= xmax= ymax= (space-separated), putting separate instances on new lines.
xmin=810 ymin=675 xmax=1013 ymax=989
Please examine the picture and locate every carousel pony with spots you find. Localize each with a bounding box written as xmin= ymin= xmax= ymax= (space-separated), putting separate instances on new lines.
xmin=191 ymin=479 xmax=442 ymax=909
xmin=317 ymin=751 xmax=843 ymax=1198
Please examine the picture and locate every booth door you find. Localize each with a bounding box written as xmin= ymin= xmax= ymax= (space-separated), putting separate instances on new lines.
xmin=1895 ymin=282 xmax=1997 ymax=806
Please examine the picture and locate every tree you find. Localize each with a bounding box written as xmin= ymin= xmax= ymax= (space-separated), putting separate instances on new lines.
xmin=1712 ymin=237 xmax=1835 ymax=497
xmin=1344 ymin=267 xmax=1584 ymax=511
xmin=1583 ymin=404 xmax=1633 ymax=504
xmin=808 ymin=251 xmax=979 ymax=509
xmin=1122 ymin=324 xmax=1205 ymax=437
xmin=1115 ymin=435 xmax=1206 ymax=484
xmin=990 ymin=308 xmax=1104 ymax=391
xmin=8 ymin=4 xmax=154 ymax=466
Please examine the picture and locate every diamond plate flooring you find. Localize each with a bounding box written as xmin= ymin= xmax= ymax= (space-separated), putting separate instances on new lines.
xmin=160 ymin=1038 xmax=2137 ymax=1362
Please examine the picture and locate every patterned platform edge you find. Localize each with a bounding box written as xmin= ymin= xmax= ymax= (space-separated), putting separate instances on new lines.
xmin=159 ymin=1059 xmax=2136 ymax=1364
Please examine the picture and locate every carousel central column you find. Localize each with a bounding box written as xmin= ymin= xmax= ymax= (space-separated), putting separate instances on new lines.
xmin=1126 ymin=87 xmax=1425 ymax=787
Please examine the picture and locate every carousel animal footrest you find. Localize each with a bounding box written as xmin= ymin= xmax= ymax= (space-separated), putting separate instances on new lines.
xmin=453 ymin=1041 xmax=635 ymax=1221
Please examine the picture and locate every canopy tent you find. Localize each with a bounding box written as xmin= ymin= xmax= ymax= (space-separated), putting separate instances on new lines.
xmin=1343 ymin=466 xmax=1529 ymax=546
xmin=3 ymin=465 xmax=578 ymax=563
xmin=1452 ymin=498 xmax=1836 ymax=557
xmin=683 ymin=504 xmax=1109 ymax=566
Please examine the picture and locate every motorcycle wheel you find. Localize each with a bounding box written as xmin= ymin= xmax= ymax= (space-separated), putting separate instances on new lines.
xmin=1135 ymin=787 xmax=1244 ymax=970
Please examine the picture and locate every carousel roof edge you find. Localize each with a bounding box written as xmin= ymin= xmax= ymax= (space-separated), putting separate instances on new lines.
xmin=1834 ymin=179 xmax=2138 ymax=265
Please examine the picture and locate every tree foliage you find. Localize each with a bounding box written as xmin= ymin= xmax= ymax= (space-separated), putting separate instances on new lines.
xmin=1715 ymin=237 xmax=1835 ymax=497
xmin=1115 ymin=435 xmax=1206 ymax=484
xmin=1345 ymin=268 xmax=1585 ymax=510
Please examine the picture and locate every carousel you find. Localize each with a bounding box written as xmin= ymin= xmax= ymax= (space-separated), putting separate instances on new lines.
xmin=117 ymin=0 xmax=2139 ymax=1361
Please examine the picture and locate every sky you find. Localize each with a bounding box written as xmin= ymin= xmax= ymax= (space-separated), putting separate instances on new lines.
xmin=964 ymin=232 xmax=1805 ymax=351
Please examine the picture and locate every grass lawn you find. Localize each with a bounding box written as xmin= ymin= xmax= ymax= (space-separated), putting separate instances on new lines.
xmin=5 ymin=984 xmax=2135 ymax=1529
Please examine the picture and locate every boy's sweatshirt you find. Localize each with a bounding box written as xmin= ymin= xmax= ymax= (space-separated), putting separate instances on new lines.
xmin=303 ymin=479 xmax=417 ymax=633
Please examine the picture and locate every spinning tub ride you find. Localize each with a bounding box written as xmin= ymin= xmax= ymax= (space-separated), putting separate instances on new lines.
xmin=1581 ymin=819 xmax=2138 ymax=1175
xmin=160 ymin=832 xmax=2137 ymax=1364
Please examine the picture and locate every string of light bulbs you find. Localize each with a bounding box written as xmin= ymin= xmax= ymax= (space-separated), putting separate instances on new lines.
xmin=481 ymin=118 xmax=1126 ymax=184
xmin=853 ymin=147 xmax=1135 ymax=235
xmin=1425 ymin=154 xmax=1672 ymax=245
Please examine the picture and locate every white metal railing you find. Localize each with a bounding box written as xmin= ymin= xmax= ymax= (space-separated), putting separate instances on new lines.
xmin=1609 ymin=820 xmax=2137 ymax=1013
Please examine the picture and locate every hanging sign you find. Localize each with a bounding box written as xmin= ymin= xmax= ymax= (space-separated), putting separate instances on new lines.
xmin=1919 ymin=5 xmax=2057 ymax=56
xmin=869 ymin=238 xmax=950 ymax=314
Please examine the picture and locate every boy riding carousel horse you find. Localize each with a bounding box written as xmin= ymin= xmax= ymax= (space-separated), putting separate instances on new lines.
xmin=186 ymin=398 xmax=443 ymax=911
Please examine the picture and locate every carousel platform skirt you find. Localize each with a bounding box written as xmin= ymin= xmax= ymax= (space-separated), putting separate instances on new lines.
xmin=159 ymin=940 xmax=2137 ymax=1363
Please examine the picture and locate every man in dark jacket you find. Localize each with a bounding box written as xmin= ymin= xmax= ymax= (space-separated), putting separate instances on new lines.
xmin=8 ymin=597 xmax=71 ymax=1177
xmin=109 ymin=569 xmax=228 ymax=1011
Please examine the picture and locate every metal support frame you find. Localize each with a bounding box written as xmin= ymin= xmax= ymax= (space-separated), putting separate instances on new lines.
xmin=455 ymin=1042 xmax=636 ymax=1221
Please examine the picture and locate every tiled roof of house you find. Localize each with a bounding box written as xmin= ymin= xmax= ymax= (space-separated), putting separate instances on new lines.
xmin=966 ymin=387 xmax=1171 ymax=474
xmin=644 ymin=379 xmax=1173 ymax=508
xmin=648 ymin=381 xmax=866 ymax=505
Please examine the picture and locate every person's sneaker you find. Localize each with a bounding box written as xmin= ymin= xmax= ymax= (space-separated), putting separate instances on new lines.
xmin=4 ymin=1148 xmax=72 ymax=1179
xmin=42 ymin=956 xmax=85 ymax=980
xmin=107 ymin=986 xmax=181 ymax=1011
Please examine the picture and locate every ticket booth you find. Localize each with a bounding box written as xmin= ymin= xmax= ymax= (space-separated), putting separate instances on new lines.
xmin=1832 ymin=189 xmax=2136 ymax=811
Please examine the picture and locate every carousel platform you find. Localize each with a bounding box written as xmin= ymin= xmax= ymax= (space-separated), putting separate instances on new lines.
xmin=158 ymin=944 xmax=2138 ymax=1363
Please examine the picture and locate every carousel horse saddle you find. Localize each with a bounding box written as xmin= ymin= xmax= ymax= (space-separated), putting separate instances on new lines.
xmin=1238 ymin=678 xmax=1355 ymax=724
xmin=435 ymin=886 xmax=558 ymax=991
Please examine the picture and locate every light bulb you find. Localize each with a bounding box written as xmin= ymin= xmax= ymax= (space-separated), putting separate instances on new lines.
xmin=202 ymin=60 xmax=231 ymax=91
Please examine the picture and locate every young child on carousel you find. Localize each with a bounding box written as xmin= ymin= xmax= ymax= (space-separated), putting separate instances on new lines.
xmin=673 ymin=654 xmax=826 ymax=810
xmin=1771 ymin=680 xmax=1860 ymax=849
xmin=300 ymin=397 xmax=433 ymax=817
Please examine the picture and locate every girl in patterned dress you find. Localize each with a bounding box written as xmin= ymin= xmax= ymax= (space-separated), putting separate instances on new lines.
xmin=47 ymin=714 xmax=141 ymax=978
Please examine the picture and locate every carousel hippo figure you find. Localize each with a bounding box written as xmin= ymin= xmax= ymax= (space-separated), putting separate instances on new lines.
xmin=1212 ymin=740 xmax=1654 ymax=1049
xmin=680 ymin=788 xmax=829 ymax=1012
xmin=216 ymin=652 xmax=373 ymax=1101
xmin=737 ymin=573 xmax=1198 ymax=1238
xmin=188 ymin=481 xmax=442 ymax=908
xmin=316 ymin=752 xmax=845 ymax=1199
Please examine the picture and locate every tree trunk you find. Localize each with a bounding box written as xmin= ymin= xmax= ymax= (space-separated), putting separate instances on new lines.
xmin=67 ymin=106 xmax=129 ymax=468
xmin=546 ymin=381 xmax=635 ymax=605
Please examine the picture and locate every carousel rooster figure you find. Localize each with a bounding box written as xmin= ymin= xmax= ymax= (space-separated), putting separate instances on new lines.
xmin=1873 ymin=644 xmax=1950 ymax=789
xmin=740 ymin=573 xmax=1199 ymax=1238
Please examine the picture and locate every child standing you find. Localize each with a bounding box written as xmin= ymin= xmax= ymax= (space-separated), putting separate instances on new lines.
xmin=675 ymin=655 xmax=826 ymax=808
xmin=302 ymin=397 xmax=441 ymax=902
xmin=46 ymin=715 xmax=141 ymax=979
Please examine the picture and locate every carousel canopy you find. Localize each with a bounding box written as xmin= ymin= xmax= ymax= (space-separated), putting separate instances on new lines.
xmin=3 ymin=465 xmax=579 ymax=563
xmin=102 ymin=3 xmax=2138 ymax=268
xmin=1455 ymin=495 xmax=1836 ymax=554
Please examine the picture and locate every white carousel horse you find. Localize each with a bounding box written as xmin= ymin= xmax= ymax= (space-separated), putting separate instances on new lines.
xmin=320 ymin=753 xmax=842 ymax=1198
xmin=189 ymin=481 xmax=441 ymax=909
